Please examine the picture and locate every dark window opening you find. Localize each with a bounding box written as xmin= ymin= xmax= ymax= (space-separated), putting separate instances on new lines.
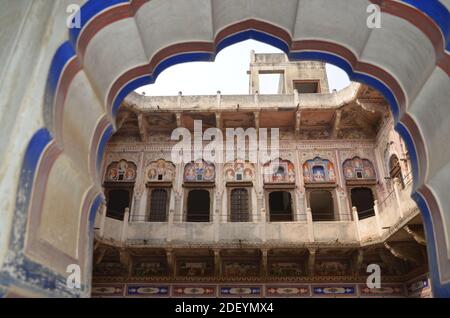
xmin=310 ymin=190 xmax=334 ymax=221
xmin=389 ymin=155 xmax=405 ymax=189
xmin=269 ymin=191 xmax=293 ymax=221
xmin=106 ymin=188 xmax=131 ymax=220
xmin=230 ymin=188 xmax=250 ymax=222
xmin=294 ymin=81 xmax=319 ymax=94
xmin=351 ymin=187 xmax=375 ymax=220
xmin=148 ymin=189 xmax=168 ymax=222
xmin=186 ymin=190 xmax=210 ymax=222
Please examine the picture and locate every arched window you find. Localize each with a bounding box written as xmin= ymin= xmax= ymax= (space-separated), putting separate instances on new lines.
xmin=389 ymin=154 xmax=404 ymax=189
xmin=106 ymin=189 xmax=131 ymax=220
xmin=148 ymin=188 xmax=169 ymax=222
xmin=310 ymin=190 xmax=334 ymax=221
xmin=350 ymin=187 xmax=375 ymax=220
xmin=269 ymin=191 xmax=293 ymax=221
xmin=104 ymin=160 xmax=136 ymax=220
xmin=186 ymin=190 xmax=210 ymax=222
xmin=230 ymin=188 xmax=250 ymax=222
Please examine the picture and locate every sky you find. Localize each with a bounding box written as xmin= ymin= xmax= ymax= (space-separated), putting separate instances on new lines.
xmin=138 ymin=40 xmax=350 ymax=96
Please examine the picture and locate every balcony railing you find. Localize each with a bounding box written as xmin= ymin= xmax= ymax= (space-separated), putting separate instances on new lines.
xmin=95 ymin=176 xmax=418 ymax=246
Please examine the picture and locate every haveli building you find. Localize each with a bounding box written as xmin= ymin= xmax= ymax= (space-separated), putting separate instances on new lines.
xmin=2 ymin=0 xmax=449 ymax=298
xmin=92 ymin=53 xmax=430 ymax=298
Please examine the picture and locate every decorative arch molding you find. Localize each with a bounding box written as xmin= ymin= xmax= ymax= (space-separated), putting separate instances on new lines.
xmin=105 ymin=159 xmax=137 ymax=183
xmin=263 ymin=158 xmax=295 ymax=184
xmin=146 ymin=159 xmax=176 ymax=183
xmin=303 ymin=157 xmax=337 ymax=184
xmin=184 ymin=160 xmax=215 ymax=183
xmin=4 ymin=0 xmax=450 ymax=297
xmin=224 ymin=160 xmax=255 ymax=182
xmin=342 ymin=156 xmax=377 ymax=181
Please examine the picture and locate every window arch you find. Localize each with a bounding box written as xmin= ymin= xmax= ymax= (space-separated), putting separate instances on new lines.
xmin=146 ymin=159 xmax=175 ymax=182
xmin=303 ymin=157 xmax=336 ymax=183
xmin=224 ymin=160 xmax=254 ymax=182
xmin=184 ymin=160 xmax=215 ymax=182
xmin=230 ymin=188 xmax=250 ymax=222
xmin=105 ymin=160 xmax=137 ymax=182
xmin=263 ymin=158 xmax=295 ymax=184
xmin=104 ymin=160 xmax=136 ymax=220
xmin=343 ymin=157 xmax=376 ymax=181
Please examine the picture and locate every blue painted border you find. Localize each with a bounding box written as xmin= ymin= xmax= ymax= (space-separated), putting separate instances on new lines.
xmin=5 ymin=0 xmax=450 ymax=298
xmin=43 ymin=43 xmax=77 ymax=131
xmin=412 ymin=191 xmax=450 ymax=298
xmin=0 ymin=128 xmax=85 ymax=297
xmin=96 ymin=125 xmax=114 ymax=173
xmin=402 ymin=0 xmax=450 ymax=51
xmin=69 ymin=0 xmax=129 ymax=48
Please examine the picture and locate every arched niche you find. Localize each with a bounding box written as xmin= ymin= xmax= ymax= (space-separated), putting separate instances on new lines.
xmin=303 ymin=157 xmax=336 ymax=184
xmin=105 ymin=160 xmax=137 ymax=183
xmin=184 ymin=160 xmax=215 ymax=183
xmin=263 ymin=158 xmax=295 ymax=184
xmin=343 ymin=156 xmax=376 ymax=185
xmin=224 ymin=160 xmax=255 ymax=183
xmin=146 ymin=159 xmax=175 ymax=183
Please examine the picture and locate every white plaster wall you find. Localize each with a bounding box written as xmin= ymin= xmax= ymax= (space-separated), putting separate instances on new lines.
xmin=0 ymin=0 xmax=85 ymax=274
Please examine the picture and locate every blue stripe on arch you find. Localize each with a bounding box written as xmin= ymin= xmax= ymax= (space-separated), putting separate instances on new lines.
xmin=12 ymin=128 xmax=53 ymax=251
xmin=402 ymin=0 xmax=450 ymax=51
xmin=44 ymin=42 xmax=77 ymax=130
xmin=288 ymin=51 xmax=400 ymax=122
xmin=96 ymin=125 xmax=114 ymax=173
xmin=112 ymin=75 xmax=152 ymax=118
xmin=111 ymin=52 xmax=214 ymax=118
xmin=216 ymin=30 xmax=289 ymax=55
xmin=69 ymin=0 xmax=130 ymax=48
xmin=88 ymin=195 xmax=103 ymax=226
xmin=46 ymin=42 xmax=76 ymax=94
xmin=412 ymin=191 xmax=450 ymax=298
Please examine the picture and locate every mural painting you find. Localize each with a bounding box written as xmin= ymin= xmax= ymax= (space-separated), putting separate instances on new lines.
xmin=269 ymin=262 xmax=304 ymax=277
xmin=184 ymin=160 xmax=215 ymax=182
xmin=133 ymin=261 xmax=167 ymax=277
xmin=147 ymin=159 xmax=175 ymax=182
xmin=224 ymin=160 xmax=255 ymax=182
xmin=263 ymin=159 xmax=295 ymax=183
xmin=106 ymin=160 xmax=137 ymax=182
xmin=177 ymin=261 xmax=214 ymax=276
xmin=223 ymin=261 xmax=260 ymax=277
xmin=303 ymin=157 xmax=336 ymax=183
xmin=343 ymin=157 xmax=376 ymax=180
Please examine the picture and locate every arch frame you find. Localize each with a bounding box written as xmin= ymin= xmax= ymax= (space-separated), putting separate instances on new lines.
xmin=1 ymin=0 xmax=449 ymax=297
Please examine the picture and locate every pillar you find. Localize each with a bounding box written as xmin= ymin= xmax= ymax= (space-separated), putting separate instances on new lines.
xmin=352 ymin=206 xmax=361 ymax=241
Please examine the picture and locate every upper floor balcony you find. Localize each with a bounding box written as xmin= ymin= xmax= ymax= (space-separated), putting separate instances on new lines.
xmin=95 ymin=176 xmax=420 ymax=249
